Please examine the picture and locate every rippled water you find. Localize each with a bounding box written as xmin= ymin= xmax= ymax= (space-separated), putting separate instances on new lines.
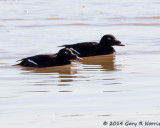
xmin=0 ymin=0 xmax=160 ymax=128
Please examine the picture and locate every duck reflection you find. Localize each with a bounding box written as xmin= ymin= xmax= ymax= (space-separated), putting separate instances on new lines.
xmin=21 ymin=64 xmax=78 ymax=74
xmin=78 ymin=54 xmax=116 ymax=71
xmin=20 ymin=63 xmax=79 ymax=84
xmin=20 ymin=54 xmax=117 ymax=85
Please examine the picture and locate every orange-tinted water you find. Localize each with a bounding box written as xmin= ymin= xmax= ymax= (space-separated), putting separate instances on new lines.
xmin=0 ymin=0 xmax=160 ymax=128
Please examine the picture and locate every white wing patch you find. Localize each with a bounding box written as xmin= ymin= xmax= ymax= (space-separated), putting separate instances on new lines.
xmin=70 ymin=48 xmax=80 ymax=55
xmin=27 ymin=59 xmax=38 ymax=66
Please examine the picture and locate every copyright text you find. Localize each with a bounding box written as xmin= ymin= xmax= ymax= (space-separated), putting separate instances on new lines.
xmin=103 ymin=121 xmax=160 ymax=127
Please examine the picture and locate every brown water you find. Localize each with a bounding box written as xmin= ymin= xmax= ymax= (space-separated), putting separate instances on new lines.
xmin=0 ymin=0 xmax=160 ymax=128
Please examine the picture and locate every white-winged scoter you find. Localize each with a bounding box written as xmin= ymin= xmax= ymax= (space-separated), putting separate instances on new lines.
xmin=15 ymin=48 xmax=81 ymax=67
xmin=59 ymin=34 xmax=125 ymax=57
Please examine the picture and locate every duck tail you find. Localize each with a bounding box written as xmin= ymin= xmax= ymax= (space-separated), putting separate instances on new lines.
xmin=16 ymin=59 xmax=22 ymax=62
xmin=58 ymin=45 xmax=65 ymax=47
xmin=13 ymin=64 xmax=22 ymax=67
xmin=13 ymin=59 xmax=23 ymax=66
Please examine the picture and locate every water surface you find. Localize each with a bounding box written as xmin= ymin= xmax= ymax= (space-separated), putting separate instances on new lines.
xmin=0 ymin=0 xmax=160 ymax=128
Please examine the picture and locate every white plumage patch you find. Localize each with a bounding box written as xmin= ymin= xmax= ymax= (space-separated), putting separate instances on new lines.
xmin=65 ymin=51 xmax=69 ymax=54
xmin=70 ymin=48 xmax=80 ymax=55
xmin=27 ymin=59 xmax=38 ymax=66
xmin=108 ymin=37 xmax=111 ymax=40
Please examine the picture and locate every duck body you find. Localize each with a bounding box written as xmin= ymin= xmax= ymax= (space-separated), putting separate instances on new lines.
xmin=63 ymin=42 xmax=115 ymax=57
xmin=17 ymin=54 xmax=63 ymax=67
xmin=16 ymin=48 xmax=80 ymax=67
xmin=60 ymin=34 xmax=125 ymax=57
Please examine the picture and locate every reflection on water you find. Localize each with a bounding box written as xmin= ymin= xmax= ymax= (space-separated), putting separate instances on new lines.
xmin=18 ymin=54 xmax=117 ymax=85
xmin=21 ymin=64 xmax=76 ymax=74
xmin=80 ymin=54 xmax=116 ymax=71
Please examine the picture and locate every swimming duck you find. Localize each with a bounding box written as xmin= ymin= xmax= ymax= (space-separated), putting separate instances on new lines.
xmin=59 ymin=34 xmax=125 ymax=57
xmin=15 ymin=48 xmax=81 ymax=67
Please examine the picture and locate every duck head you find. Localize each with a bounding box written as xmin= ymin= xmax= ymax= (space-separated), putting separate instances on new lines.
xmin=57 ymin=48 xmax=82 ymax=61
xmin=99 ymin=34 xmax=125 ymax=47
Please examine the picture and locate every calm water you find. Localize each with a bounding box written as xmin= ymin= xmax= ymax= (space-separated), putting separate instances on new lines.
xmin=0 ymin=0 xmax=160 ymax=128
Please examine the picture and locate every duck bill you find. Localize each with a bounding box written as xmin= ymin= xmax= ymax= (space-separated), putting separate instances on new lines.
xmin=75 ymin=56 xmax=83 ymax=60
xmin=73 ymin=55 xmax=83 ymax=60
xmin=117 ymin=44 xmax=125 ymax=46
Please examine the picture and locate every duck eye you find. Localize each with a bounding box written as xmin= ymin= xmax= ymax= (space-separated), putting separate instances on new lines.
xmin=65 ymin=51 xmax=69 ymax=54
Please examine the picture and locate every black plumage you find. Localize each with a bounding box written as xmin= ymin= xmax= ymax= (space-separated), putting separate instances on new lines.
xmin=16 ymin=48 xmax=81 ymax=67
xmin=59 ymin=34 xmax=125 ymax=57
